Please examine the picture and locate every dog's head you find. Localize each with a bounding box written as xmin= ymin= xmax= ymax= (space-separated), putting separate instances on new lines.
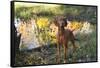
xmin=53 ymin=16 xmax=67 ymax=28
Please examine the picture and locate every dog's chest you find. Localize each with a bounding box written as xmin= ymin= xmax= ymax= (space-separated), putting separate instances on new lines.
xmin=57 ymin=34 xmax=66 ymax=44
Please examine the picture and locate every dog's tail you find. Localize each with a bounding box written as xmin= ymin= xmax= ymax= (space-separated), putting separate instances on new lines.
xmin=71 ymin=29 xmax=76 ymax=32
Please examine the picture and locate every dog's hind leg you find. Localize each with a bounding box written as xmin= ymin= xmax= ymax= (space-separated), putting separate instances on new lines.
xmin=70 ymin=37 xmax=78 ymax=62
xmin=63 ymin=42 xmax=68 ymax=63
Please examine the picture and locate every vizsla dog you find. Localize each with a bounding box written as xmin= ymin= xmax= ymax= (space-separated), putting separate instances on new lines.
xmin=54 ymin=16 xmax=78 ymax=63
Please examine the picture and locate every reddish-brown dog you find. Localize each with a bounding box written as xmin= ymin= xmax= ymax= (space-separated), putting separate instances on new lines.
xmin=54 ymin=16 xmax=78 ymax=63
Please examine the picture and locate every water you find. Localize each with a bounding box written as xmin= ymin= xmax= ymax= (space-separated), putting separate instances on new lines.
xmin=15 ymin=18 xmax=41 ymax=51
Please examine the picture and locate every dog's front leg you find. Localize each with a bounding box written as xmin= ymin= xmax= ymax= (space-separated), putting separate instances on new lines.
xmin=56 ymin=42 xmax=60 ymax=64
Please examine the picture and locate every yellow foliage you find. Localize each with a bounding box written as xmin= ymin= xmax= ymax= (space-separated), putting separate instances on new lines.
xmin=37 ymin=18 xmax=49 ymax=29
xmin=67 ymin=21 xmax=83 ymax=31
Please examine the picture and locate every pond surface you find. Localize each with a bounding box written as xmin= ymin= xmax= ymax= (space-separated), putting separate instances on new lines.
xmin=15 ymin=18 xmax=41 ymax=50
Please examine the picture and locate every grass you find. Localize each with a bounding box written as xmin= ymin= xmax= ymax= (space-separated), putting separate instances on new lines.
xmin=15 ymin=25 xmax=97 ymax=66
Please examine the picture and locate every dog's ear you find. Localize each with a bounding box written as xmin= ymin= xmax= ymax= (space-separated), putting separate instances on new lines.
xmin=63 ymin=19 xmax=68 ymax=27
xmin=53 ymin=18 xmax=58 ymax=26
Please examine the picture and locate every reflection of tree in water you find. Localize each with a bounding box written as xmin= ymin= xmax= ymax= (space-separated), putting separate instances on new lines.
xmin=15 ymin=18 xmax=41 ymax=51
